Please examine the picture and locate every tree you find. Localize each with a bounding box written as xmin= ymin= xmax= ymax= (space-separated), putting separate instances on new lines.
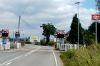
xmin=67 ymin=14 xmax=84 ymax=44
xmin=40 ymin=38 xmax=46 ymax=45
xmin=84 ymin=30 xmax=95 ymax=45
xmin=40 ymin=23 xmax=56 ymax=44
xmin=88 ymin=22 xmax=100 ymax=43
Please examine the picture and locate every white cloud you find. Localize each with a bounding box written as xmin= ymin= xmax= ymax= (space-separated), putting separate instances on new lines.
xmin=0 ymin=0 xmax=95 ymax=38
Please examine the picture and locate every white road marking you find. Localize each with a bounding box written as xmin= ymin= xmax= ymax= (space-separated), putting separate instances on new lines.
xmin=5 ymin=62 xmax=12 ymax=65
xmin=0 ymin=55 xmax=23 ymax=66
xmin=24 ymin=54 xmax=28 ymax=56
xmin=0 ymin=46 xmax=41 ymax=66
xmin=25 ymin=46 xmax=41 ymax=55
xmin=52 ymin=50 xmax=58 ymax=66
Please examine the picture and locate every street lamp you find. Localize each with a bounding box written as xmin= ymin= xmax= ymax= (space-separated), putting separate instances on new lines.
xmin=75 ymin=2 xmax=80 ymax=49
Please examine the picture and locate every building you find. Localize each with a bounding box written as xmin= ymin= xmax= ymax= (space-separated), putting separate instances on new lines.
xmin=30 ymin=36 xmax=40 ymax=44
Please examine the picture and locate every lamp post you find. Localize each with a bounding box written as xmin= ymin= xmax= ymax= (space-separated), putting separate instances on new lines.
xmin=75 ymin=2 xmax=80 ymax=49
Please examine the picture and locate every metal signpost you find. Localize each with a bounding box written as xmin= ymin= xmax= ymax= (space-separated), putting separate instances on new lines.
xmin=91 ymin=0 xmax=100 ymax=44
xmin=15 ymin=32 xmax=20 ymax=42
xmin=15 ymin=16 xmax=21 ymax=44
xmin=1 ymin=29 xmax=9 ymax=50
xmin=55 ymin=30 xmax=65 ymax=50
xmin=92 ymin=14 xmax=100 ymax=44
xmin=2 ymin=37 xmax=6 ymax=50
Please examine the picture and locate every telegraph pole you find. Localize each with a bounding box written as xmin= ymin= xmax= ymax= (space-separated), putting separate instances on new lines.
xmin=16 ymin=16 xmax=21 ymax=43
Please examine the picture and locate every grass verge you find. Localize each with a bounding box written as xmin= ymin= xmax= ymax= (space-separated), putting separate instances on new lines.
xmin=60 ymin=44 xmax=100 ymax=66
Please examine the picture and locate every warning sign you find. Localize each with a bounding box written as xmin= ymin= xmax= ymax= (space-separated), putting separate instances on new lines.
xmin=92 ymin=14 xmax=100 ymax=20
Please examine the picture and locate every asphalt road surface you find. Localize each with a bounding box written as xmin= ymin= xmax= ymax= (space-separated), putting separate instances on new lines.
xmin=0 ymin=44 xmax=63 ymax=66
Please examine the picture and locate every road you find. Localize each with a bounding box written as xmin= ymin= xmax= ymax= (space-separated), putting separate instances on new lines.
xmin=0 ymin=44 xmax=63 ymax=66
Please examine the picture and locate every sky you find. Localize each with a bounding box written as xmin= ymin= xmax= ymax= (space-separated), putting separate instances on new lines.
xmin=0 ymin=0 xmax=96 ymax=39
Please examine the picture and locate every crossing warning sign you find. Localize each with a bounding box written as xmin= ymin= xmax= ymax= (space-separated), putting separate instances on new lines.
xmin=92 ymin=14 xmax=100 ymax=20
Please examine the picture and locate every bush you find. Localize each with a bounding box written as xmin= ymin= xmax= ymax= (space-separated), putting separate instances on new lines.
xmin=40 ymin=39 xmax=56 ymax=46
xmin=84 ymin=30 xmax=95 ymax=46
xmin=10 ymin=44 xmax=15 ymax=49
xmin=48 ymin=41 xmax=55 ymax=46
xmin=60 ymin=44 xmax=100 ymax=66
xmin=21 ymin=42 xmax=25 ymax=46
xmin=25 ymin=42 xmax=32 ymax=44
xmin=40 ymin=39 xmax=46 ymax=45
xmin=60 ymin=49 xmax=77 ymax=66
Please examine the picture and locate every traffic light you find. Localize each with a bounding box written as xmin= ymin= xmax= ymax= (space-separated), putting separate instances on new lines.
xmin=2 ymin=31 xmax=8 ymax=37
xmin=15 ymin=32 xmax=20 ymax=38
xmin=57 ymin=34 xmax=64 ymax=38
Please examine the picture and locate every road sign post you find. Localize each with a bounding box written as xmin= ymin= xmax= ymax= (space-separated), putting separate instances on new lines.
xmin=91 ymin=14 xmax=100 ymax=44
xmin=1 ymin=29 xmax=9 ymax=50
xmin=15 ymin=32 xmax=20 ymax=48
xmin=56 ymin=30 xmax=65 ymax=50
xmin=2 ymin=37 xmax=6 ymax=50
xmin=15 ymin=32 xmax=20 ymax=42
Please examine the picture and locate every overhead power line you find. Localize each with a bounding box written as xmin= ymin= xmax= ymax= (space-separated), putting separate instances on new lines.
xmin=20 ymin=18 xmax=35 ymax=30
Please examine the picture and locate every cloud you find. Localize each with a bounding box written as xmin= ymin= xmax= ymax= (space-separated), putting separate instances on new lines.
xmin=0 ymin=0 xmax=95 ymax=38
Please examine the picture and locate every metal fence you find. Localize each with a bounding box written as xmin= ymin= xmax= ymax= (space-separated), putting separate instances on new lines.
xmin=56 ymin=43 xmax=86 ymax=51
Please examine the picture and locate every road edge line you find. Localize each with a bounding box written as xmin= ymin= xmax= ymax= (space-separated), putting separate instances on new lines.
xmin=0 ymin=46 xmax=41 ymax=66
xmin=52 ymin=49 xmax=58 ymax=66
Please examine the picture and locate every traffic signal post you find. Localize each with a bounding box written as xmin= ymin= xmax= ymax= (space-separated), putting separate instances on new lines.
xmin=56 ymin=30 xmax=65 ymax=50
xmin=1 ymin=29 xmax=9 ymax=50
xmin=15 ymin=32 xmax=20 ymax=42
xmin=15 ymin=31 xmax=21 ymax=49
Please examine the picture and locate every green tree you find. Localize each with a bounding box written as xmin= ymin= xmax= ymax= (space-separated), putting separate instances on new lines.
xmin=40 ymin=38 xmax=46 ymax=45
xmin=40 ymin=23 xmax=56 ymax=44
xmin=67 ymin=14 xmax=84 ymax=44
xmin=88 ymin=22 xmax=100 ymax=43
xmin=84 ymin=30 xmax=95 ymax=45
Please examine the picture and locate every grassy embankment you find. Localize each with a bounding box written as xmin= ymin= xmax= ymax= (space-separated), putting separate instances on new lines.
xmin=60 ymin=44 xmax=100 ymax=66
